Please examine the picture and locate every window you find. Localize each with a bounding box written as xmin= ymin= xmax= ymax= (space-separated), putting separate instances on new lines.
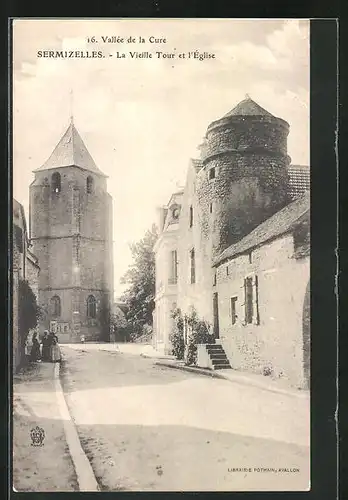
xmin=243 ymin=275 xmax=260 ymax=325
xmin=213 ymin=270 xmax=217 ymax=286
xmin=87 ymin=295 xmax=97 ymax=319
xmin=50 ymin=295 xmax=61 ymax=317
xmin=226 ymin=265 xmax=229 ymax=276
xmin=189 ymin=206 xmax=193 ymax=227
xmin=209 ymin=167 xmax=216 ymax=180
xmin=52 ymin=172 xmax=61 ymax=193
xmin=172 ymin=207 xmax=180 ymax=220
xmin=87 ymin=176 xmax=93 ymax=194
xmin=230 ymin=297 xmax=238 ymax=325
xmin=248 ymin=252 xmax=252 ymax=264
xmin=210 ymin=203 xmax=213 ymax=214
xmin=169 ymin=250 xmax=178 ymax=284
xmin=244 ymin=277 xmax=253 ymax=324
xmin=190 ymin=248 xmax=196 ymax=284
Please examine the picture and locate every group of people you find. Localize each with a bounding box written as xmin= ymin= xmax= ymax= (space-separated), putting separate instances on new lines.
xmin=28 ymin=330 xmax=61 ymax=363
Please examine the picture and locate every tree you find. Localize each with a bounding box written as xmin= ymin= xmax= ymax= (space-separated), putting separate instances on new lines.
xmin=110 ymin=305 xmax=130 ymax=342
xmin=111 ymin=307 xmax=128 ymax=330
xmin=120 ymin=224 xmax=158 ymax=339
xmin=18 ymin=279 xmax=38 ymax=348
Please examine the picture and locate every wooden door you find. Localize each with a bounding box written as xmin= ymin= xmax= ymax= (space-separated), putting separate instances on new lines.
xmin=213 ymin=292 xmax=219 ymax=339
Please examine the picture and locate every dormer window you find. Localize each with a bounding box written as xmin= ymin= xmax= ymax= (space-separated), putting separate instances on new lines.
xmin=52 ymin=172 xmax=61 ymax=193
xmin=172 ymin=207 xmax=180 ymax=220
xmin=87 ymin=176 xmax=94 ymax=194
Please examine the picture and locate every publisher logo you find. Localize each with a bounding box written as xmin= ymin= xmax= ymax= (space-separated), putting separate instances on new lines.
xmin=30 ymin=426 xmax=45 ymax=447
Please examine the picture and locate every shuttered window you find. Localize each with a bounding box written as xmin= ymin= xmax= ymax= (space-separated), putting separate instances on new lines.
xmin=243 ymin=275 xmax=260 ymax=325
xmin=244 ymin=277 xmax=253 ymax=324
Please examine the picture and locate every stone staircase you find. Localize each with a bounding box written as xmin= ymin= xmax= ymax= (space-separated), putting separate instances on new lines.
xmin=206 ymin=343 xmax=231 ymax=370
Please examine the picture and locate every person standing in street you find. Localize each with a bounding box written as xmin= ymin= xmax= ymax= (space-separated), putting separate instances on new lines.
xmin=50 ymin=331 xmax=61 ymax=363
xmin=29 ymin=332 xmax=41 ymax=362
xmin=41 ymin=331 xmax=51 ymax=362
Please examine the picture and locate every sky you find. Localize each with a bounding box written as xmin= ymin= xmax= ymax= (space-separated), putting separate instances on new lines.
xmin=12 ymin=18 xmax=309 ymax=298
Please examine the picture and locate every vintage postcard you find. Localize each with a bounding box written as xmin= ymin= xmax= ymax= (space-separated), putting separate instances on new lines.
xmin=11 ymin=18 xmax=311 ymax=492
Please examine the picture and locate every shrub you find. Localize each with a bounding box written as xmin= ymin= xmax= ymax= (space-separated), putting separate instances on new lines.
xmin=18 ymin=279 xmax=38 ymax=350
xmin=263 ymin=365 xmax=273 ymax=377
xmin=170 ymin=308 xmax=185 ymax=360
xmin=184 ymin=308 xmax=214 ymax=366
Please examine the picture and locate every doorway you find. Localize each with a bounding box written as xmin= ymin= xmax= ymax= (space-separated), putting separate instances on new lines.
xmin=213 ymin=292 xmax=220 ymax=340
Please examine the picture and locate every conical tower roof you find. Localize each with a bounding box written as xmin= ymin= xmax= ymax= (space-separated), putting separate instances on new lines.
xmin=223 ymin=95 xmax=275 ymax=118
xmin=34 ymin=121 xmax=106 ymax=177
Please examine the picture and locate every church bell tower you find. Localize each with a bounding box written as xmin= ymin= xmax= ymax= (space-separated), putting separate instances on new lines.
xmin=29 ymin=120 xmax=113 ymax=342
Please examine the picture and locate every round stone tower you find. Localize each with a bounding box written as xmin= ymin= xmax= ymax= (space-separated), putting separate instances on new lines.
xmin=196 ymin=95 xmax=291 ymax=258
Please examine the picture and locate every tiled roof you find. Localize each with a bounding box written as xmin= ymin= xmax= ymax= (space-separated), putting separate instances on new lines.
xmin=288 ymin=164 xmax=310 ymax=200
xmin=223 ymin=96 xmax=275 ymax=118
xmin=213 ymin=191 xmax=310 ymax=266
xmin=34 ymin=121 xmax=106 ymax=176
xmin=191 ymin=158 xmax=203 ymax=171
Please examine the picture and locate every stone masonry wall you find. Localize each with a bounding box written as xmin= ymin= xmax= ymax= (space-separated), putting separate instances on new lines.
xmin=26 ymin=257 xmax=39 ymax=299
xmin=216 ymin=233 xmax=310 ymax=389
xmin=198 ymin=114 xmax=291 ymax=260
xmin=197 ymin=154 xmax=291 ymax=258
xmin=205 ymin=117 xmax=289 ymax=159
xmin=30 ymin=165 xmax=112 ymax=342
xmin=177 ymin=162 xmax=214 ymax=324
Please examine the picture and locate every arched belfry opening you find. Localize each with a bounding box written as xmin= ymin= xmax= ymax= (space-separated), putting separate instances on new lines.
xmin=87 ymin=175 xmax=94 ymax=194
xmin=302 ymin=280 xmax=310 ymax=389
xmin=52 ymin=172 xmax=61 ymax=193
xmin=87 ymin=295 xmax=97 ymax=319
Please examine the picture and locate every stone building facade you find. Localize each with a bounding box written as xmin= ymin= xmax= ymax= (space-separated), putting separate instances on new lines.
xmin=13 ymin=199 xmax=40 ymax=371
xmin=153 ymin=96 xmax=310 ymax=388
xmin=29 ymin=121 xmax=113 ymax=343
xmin=153 ymin=190 xmax=183 ymax=353
xmin=213 ymin=193 xmax=310 ymax=389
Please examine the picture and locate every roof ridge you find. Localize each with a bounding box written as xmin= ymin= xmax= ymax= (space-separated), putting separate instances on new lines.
xmin=213 ymin=192 xmax=310 ymax=266
xmin=71 ymin=122 xmax=76 ymax=165
xmin=223 ymin=97 xmax=275 ymax=118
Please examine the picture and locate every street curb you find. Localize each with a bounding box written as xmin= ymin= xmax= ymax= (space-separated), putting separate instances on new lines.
xmin=54 ymin=362 xmax=100 ymax=492
xmin=141 ymin=353 xmax=176 ymax=360
xmin=154 ymin=361 xmax=309 ymax=399
xmin=155 ymin=361 xmax=227 ymax=379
